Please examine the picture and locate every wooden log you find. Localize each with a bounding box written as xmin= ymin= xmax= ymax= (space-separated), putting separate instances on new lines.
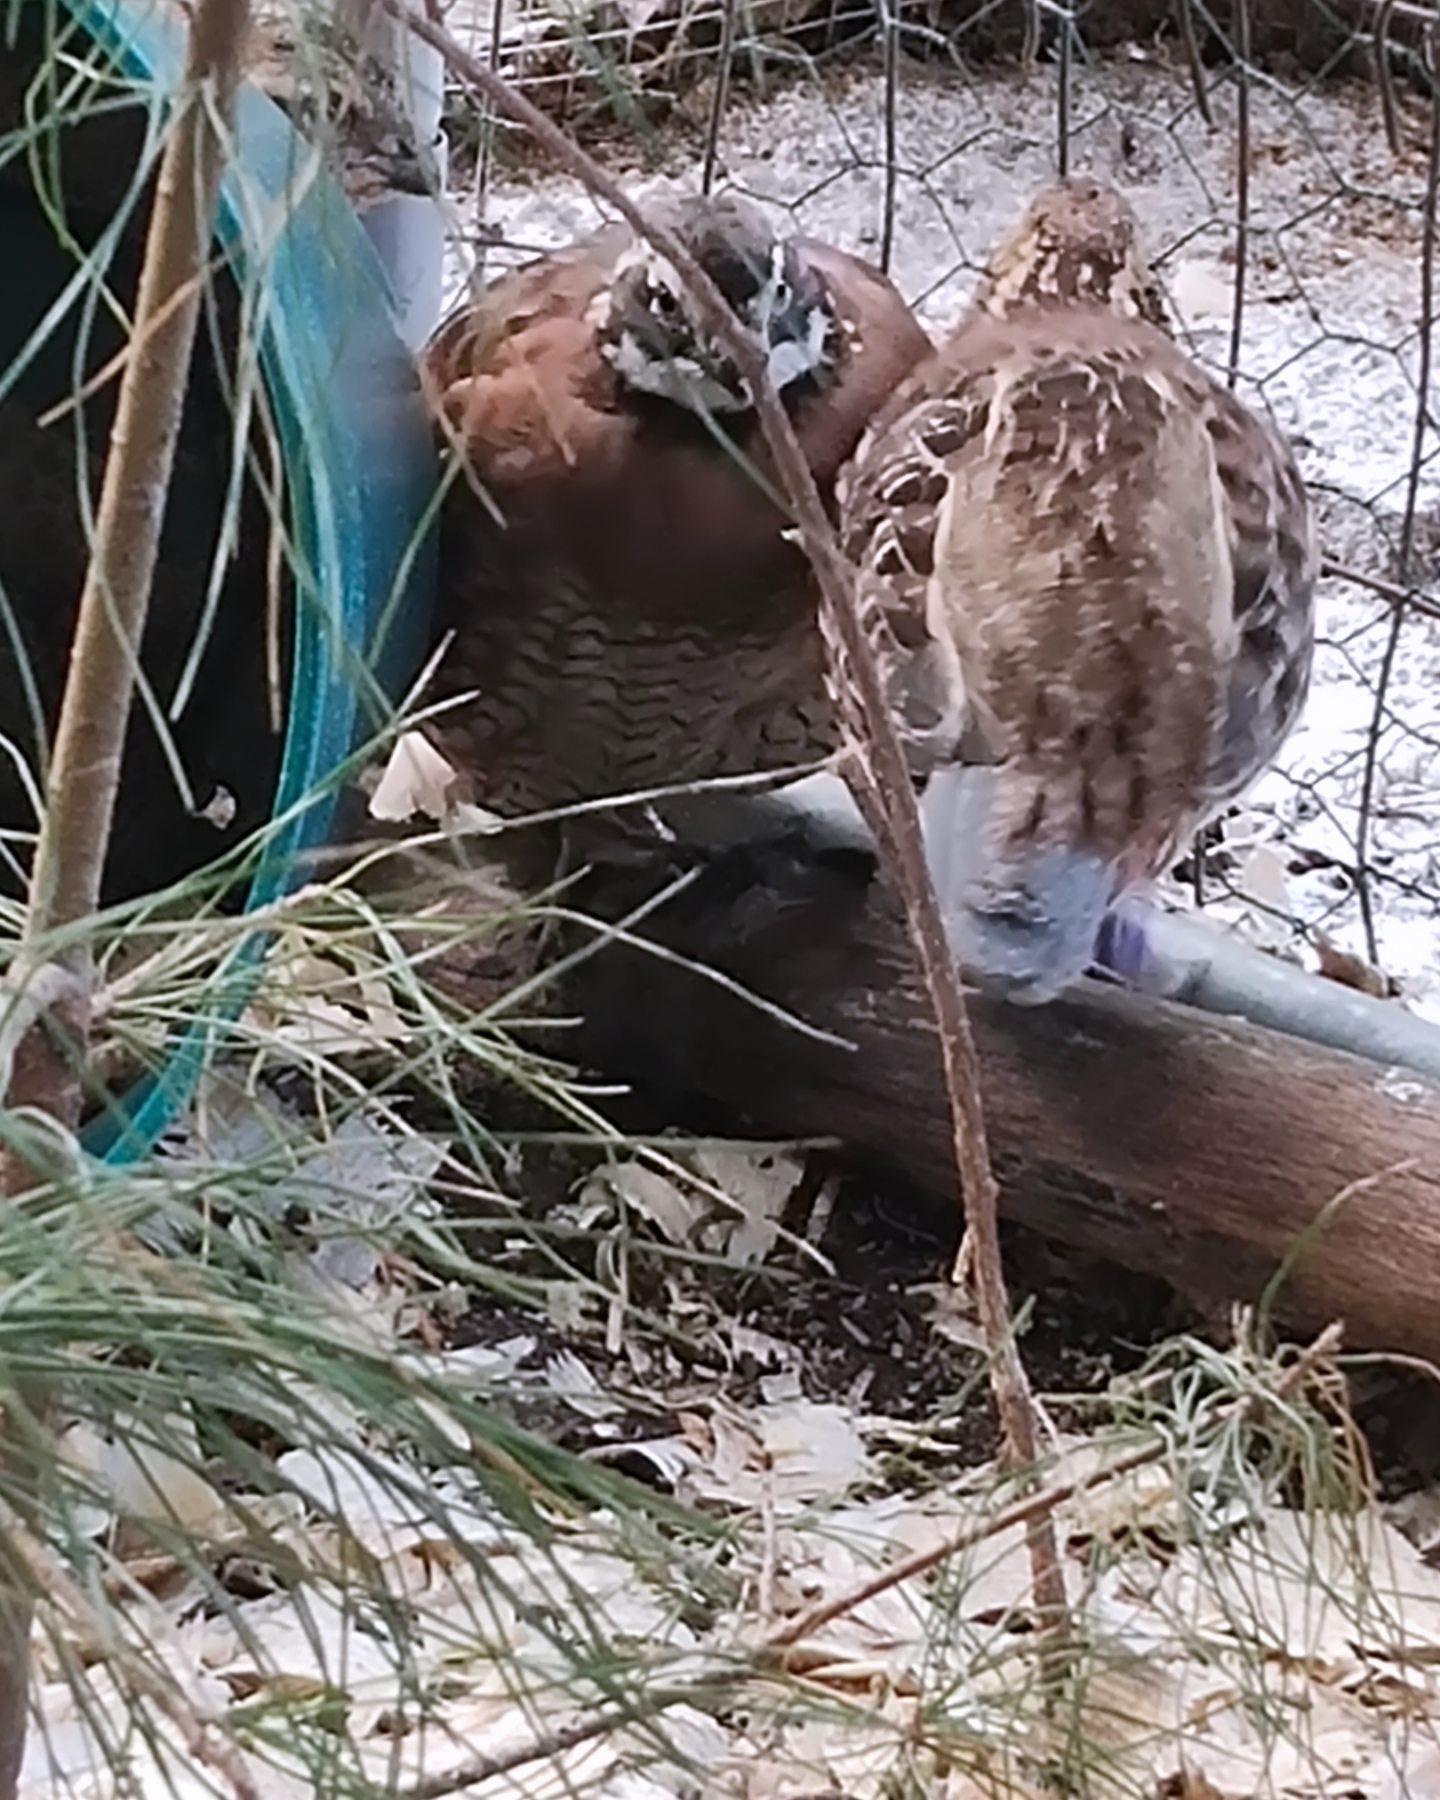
xmin=558 ymin=843 xmax=1440 ymax=1364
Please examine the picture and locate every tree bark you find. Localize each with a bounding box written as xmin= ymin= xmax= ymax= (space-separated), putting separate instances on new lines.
xmin=545 ymin=844 xmax=1440 ymax=1364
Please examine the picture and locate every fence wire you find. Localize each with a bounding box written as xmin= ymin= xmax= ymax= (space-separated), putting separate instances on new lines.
xmin=5 ymin=8 xmax=1440 ymax=1797
xmin=409 ymin=0 xmax=1440 ymax=1014
xmin=5 ymin=0 xmax=1440 ymax=1004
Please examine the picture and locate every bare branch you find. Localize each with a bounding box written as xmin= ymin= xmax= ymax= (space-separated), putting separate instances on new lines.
xmin=766 ymin=1321 xmax=1345 ymax=1652
xmin=0 ymin=1504 xmax=264 ymax=1800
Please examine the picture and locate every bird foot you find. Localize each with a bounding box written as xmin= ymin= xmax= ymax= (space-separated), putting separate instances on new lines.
xmin=1090 ymin=901 xmax=1151 ymax=988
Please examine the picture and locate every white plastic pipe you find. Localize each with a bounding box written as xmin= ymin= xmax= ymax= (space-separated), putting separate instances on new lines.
xmin=334 ymin=0 xmax=450 ymax=349
xmin=659 ymin=770 xmax=1440 ymax=1083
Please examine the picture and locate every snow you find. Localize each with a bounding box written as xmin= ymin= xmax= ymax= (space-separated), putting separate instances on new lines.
xmin=433 ymin=45 xmax=1440 ymax=1013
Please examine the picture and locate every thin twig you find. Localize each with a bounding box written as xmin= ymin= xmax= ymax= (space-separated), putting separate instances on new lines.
xmin=766 ymin=1319 xmax=1345 ymax=1651
xmin=33 ymin=254 xmax=226 ymax=429
xmin=1322 ymin=556 xmax=1440 ymax=624
xmin=1376 ymin=0 xmax=1407 ymax=153
xmin=390 ymin=0 xmax=1068 ymax=1673
xmin=1192 ymin=0 xmax=1254 ymax=915
xmin=1177 ymin=0 xmax=1216 ymax=126
xmin=1226 ymin=0 xmax=1252 ymax=392
xmin=1 ymin=1505 xmax=263 ymax=1800
xmin=1355 ymin=22 xmax=1440 ymax=965
xmin=699 ymin=0 xmax=737 ymax=195
xmin=13 ymin=0 xmax=250 ymax=1008
xmin=468 ymin=0 xmax=509 ymax=292
xmin=396 ymin=1682 xmax=732 ymax=1800
xmin=878 ymin=0 xmax=898 ymax=272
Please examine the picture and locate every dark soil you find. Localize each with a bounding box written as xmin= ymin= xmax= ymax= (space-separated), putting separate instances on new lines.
xmin=446 ymin=1145 xmax=1195 ymax=1488
xmin=438 ymin=1106 xmax=1440 ymax=1511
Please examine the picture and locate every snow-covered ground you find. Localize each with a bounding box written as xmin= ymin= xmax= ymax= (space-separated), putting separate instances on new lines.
xmin=438 ymin=48 xmax=1440 ymax=1014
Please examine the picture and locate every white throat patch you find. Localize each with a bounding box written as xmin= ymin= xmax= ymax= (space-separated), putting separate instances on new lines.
xmin=599 ymin=233 xmax=832 ymax=414
xmin=604 ymin=327 xmax=751 ymax=414
xmin=767 ymin=299 xmax=831 ymax=390
xmin=749 ymin=242 xmax=832 ymax=390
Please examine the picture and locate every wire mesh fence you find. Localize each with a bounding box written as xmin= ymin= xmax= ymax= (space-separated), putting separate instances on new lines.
xmin=398 ymin=0 xmax=1440 ymax=1012
xmin=8 ymin=2 xmax=1440 ymax=1795
xmin=8 ymin=0 xmax=1440 ymax=996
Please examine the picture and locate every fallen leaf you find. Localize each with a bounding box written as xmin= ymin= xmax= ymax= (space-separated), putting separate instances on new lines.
xmin=1315 ymin=928 xmax=1393 ymax=997
xmin=369 ymin=731 xmax=458 ymax=822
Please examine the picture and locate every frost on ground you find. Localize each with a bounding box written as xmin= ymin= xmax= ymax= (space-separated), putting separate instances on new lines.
xmin=437 ymin=45 xmax=1440 ymax=1015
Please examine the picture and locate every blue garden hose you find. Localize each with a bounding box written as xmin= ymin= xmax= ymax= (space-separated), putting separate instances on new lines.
xmin=22 ymin=0 xmax=440 ymax=1158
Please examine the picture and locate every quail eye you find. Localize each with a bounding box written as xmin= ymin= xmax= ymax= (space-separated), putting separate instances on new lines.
xmin=771 ymin=279 xmax=792 ymax=311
